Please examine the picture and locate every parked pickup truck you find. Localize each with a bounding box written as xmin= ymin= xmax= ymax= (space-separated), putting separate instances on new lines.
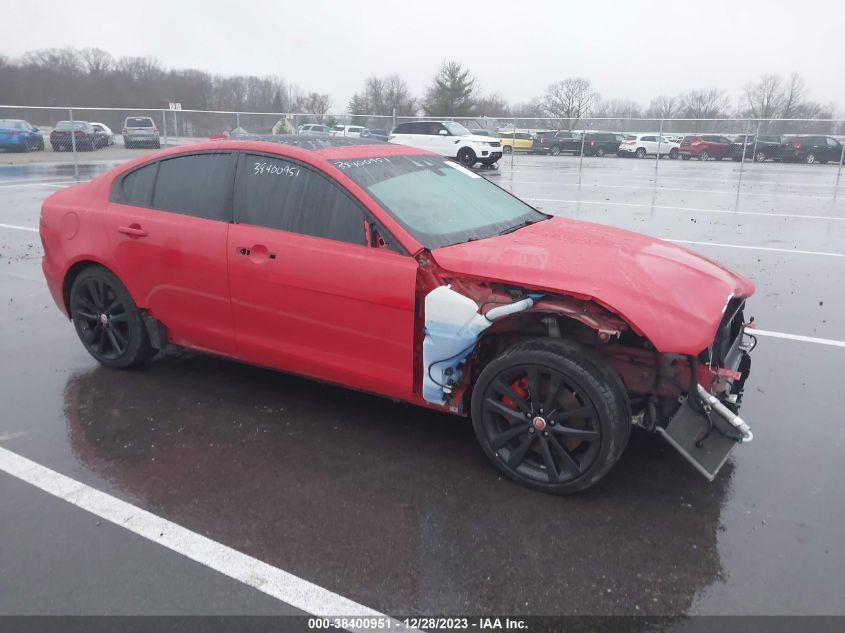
xmin=533 ymin=130 xmax=584 ymax=156
xmin=730 ymin=135 xmax=784 ymax=162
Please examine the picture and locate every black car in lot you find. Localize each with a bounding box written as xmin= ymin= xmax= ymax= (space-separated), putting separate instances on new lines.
xmin=773 ymin=135 xmax=844 ymax=164
xmin=582 ymin=132 xmax=623 ymax=157
xmin=362 ymin=128 xmax=389 ymax=142
xmin=730 ymin=134 xmax=785 ymax=162
xmin=534 ymin=130 xmax=583 ymax=156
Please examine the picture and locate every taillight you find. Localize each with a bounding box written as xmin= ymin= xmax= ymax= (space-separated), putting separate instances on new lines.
xmin=122 ymin=127 xmax=128 ymax=134
xmin=590 ymin=141 xmax=596 ymax=146
xmin=153 ymin=128 xmax=159 ymax=134
xmin=792 ymin=143 xmax=801 ymax=149
xmin=624 ymin=140 xmax=635 ymax=145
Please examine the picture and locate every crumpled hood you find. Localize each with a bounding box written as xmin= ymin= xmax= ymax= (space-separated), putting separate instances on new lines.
xmin=430 ymin=216 xmax=755 ymax=354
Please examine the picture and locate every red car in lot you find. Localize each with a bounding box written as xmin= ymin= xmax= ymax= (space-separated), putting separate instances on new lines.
xmin=40 ymin=137 xmax=756 ymax=493
xmin=679 ymin=135 xmax=733 ymax=161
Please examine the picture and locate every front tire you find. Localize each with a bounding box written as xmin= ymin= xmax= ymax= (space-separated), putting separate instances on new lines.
xmin=805 ymin=153 xmax=816 ymax=164
xmin=669 ymin=148 xmax=679 ymax=159
xmin=595 ymin=147 xmax=606 ymax=157
xmin=754 ymin=151 xmax=767 ymax=162
xmin=502 ymin=145 xmax=512 ymax=155
xmin=457 ymin=147 xmax=477 ymax=167
xmin=550 ymin=145 xmax=561 ymax=156
xmin=635 ymin=147 xmax=646 ymax=158
xmin=471 ymin=339 xmax=630 ymax=495
xmin=698 ymin=151 xmax=710 ymax=161
xmin=69 ymin=266 xmax=154 ymax=369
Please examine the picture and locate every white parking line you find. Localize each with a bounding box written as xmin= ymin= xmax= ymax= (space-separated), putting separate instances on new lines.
xmin=667 ymin=239 xmax=844 ymax=258
xmin=0 ymin=180 xmax=83 ymax=189
xmin=0 ymin=223 xmax=38 ymax=232
xmin=526 ymin=197 xmax=845 ymax=222
xmin=750 ymin=329 xmax=845 ymax=348
xmin=0 ymin=446 xmax=398 ymax=629
xmin=513 ymin=180 xmax=839 ymax=200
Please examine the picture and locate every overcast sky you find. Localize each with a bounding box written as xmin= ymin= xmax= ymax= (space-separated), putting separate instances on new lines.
xmin=5 ymin=0 xmax=844 ymax=112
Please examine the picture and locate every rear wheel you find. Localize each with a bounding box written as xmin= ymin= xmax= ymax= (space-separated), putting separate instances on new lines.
xmin=805 ymin=153 xmax=816 ymax=164
xmin=635 ymin=147 xmax=646 ymax=158
xmin=669 ymin=148 xmax=679 ymax=159
xmin=502 ymin=145 xmax=512 ymax=154
xmin=69 ymin=266 xmax=154 ymax=369
xmin=457 ymin=147 xmax=477 ymax=167
xmin=471 ymin=339 xmax=630 ymax=495
xmin=550 ymin=145 xmax=561 ymax=156
xmin=754 ymin=151 xmax=767 ymax=162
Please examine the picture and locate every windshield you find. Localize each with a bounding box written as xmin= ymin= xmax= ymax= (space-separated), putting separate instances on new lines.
xmin=443 ymin=121 xmax=471 ymax=136
xmin=126 ymin=118 xmax=153 ymax=127
xmin=332 ymin=154 xmax=547 ymax=249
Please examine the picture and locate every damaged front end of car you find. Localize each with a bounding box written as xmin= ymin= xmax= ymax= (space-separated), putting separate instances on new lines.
xmin=417 ymin=258 xmax=756 ymax=483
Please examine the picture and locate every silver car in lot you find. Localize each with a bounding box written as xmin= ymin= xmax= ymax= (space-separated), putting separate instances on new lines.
xmin=122 ymin=116 xmax=160 ymax=149
xmin=297 ymin=124 xmax=331 ymax=137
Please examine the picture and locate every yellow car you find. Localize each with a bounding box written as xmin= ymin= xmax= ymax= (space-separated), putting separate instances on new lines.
xmin=498 ymin=130 xmax=534 ymax=154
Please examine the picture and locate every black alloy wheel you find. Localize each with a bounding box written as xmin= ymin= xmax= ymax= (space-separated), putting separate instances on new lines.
xmin=69 ymin=267 xmax=154 ymax=368
xmin=472 ymin=339 xmax=629 ymax=494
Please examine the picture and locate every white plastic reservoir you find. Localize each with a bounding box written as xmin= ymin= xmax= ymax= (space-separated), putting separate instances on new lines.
xmin=422 ymin=286 xmax=538 ymax=404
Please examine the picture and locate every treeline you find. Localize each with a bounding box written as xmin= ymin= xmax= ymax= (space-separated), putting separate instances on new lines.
xmin=0 ymin=48 xmax=331 ymax=115
xmin=0 ymin=49 xmax=841 ymax=135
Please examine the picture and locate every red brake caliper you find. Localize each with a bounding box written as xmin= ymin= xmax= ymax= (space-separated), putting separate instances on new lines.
xmin=502 ymin=377 xmax=529 ymax=409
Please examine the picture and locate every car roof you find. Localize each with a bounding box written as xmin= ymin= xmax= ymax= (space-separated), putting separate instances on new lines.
xmin=111 ymin=137 xmax=433 ymax=171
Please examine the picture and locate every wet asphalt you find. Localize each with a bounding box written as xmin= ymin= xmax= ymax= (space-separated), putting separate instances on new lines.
xmin=0 ymin=154 xmax=843 ymax=617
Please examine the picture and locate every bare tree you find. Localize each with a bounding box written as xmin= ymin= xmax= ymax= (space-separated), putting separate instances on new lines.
xmin=646 ymin=95 xmax=680 ymax=119
xmin=543 ymin=78 xmax=596 ymax=128
xmin=742 ymin=74 xmax=784 ymax=119
xmin=679 ymin=89 xmax=730 ymax=119
xmin=780 ymin=72 xmax=808 ymax=118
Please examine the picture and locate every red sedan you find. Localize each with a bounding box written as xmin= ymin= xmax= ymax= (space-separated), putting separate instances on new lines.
xmin=40 ymin=137 xmax=756 ymax=493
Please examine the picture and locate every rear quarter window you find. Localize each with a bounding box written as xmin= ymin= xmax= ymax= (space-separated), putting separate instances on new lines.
xmin=112 ymin=162 xmax=158 ymax=207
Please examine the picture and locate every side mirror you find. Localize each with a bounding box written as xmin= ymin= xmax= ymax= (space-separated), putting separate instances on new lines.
xmin=438 ymin=129 xmax=448 ymax=136
xmin=32 ymin=127 xmax=39 ymax=132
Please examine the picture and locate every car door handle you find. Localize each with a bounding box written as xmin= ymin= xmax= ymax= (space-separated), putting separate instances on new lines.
xmin=237 ymin=245 xmax=276 ymax=260
xmin=117 ymin=224 xmax=148 ymax=237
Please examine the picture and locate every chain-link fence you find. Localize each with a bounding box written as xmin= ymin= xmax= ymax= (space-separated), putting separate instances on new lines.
xmin=2 ymin=105 xmax=843 ymax=206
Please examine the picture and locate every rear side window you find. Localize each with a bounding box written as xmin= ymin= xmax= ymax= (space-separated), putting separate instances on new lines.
xmin=151 ymin=153 xmax=235 ymax=220
xmin=235 ymin=153 xmax=366 ymax=245
xmin=113 ymin=162 xmax=158 ymax=207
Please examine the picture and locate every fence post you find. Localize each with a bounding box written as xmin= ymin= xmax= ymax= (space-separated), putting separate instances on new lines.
xmin=835 ymin=142 xmax=844 ymax=202
xmin=392 ymin=107 xmax=396 ymax=132
xmin=654 ymin=118 xmax=665 ymax=180
xmin=577 ymin=120 xmax=587 ymax=189
xmin=236 ymin=112 xmax=240 ymax=132
xmin=735 ymin=120 xmax=752 ymax=210
xmin=511 ymin=120 xmax=516 ymax=169
xmin=749 ymin=119 xmax=762 ymax=164
xmin=161 ymin=110 xmax=168 ymax=147
xmin=69 ymin=108 xmax=79 ymax=181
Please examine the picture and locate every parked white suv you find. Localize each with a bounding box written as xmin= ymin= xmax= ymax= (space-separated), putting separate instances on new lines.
xmin=617 ymin=133 xmax=679 ymax=159
xmin=389 ymin=120 xmax=503 ymax=167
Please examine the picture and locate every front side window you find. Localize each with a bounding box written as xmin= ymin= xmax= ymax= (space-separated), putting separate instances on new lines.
xmin=826 ymin=137 xmax=840 ymax=147
xmin=152 ymin=153 xmax=234 ymax=220
xmin=442 ymin=121 xmax=470 ymax=136
xmin=332 ymin=154 xmax=547 ymax=249
xmin=235 ymin=153 xmax=366 ymax=245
